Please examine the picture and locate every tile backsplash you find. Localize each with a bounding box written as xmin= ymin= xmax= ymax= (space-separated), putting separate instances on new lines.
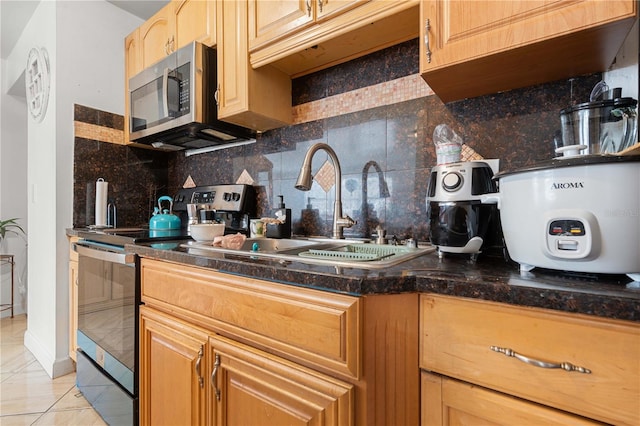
xmin=74 ymin=38 xmax=601 ymax=241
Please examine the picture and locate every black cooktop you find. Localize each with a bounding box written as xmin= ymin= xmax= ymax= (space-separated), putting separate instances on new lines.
xmin=78 ymin=227 xmax=192 ymax=246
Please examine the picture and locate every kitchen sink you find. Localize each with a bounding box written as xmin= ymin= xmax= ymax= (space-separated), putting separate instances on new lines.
xmin=237 ymin=237 xmax=333 ymax=253
xmin=182 ymin=237 xmax=435 ymax=269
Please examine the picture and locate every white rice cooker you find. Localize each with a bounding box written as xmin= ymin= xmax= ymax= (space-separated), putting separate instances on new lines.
xmin=484 ymin=155 xmax=640 ymax=283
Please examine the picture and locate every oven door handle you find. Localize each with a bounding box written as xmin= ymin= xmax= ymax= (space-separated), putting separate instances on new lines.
xmin=74 ymin=242 xmax=136 ymax=266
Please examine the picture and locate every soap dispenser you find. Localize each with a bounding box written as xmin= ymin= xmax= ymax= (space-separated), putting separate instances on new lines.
xmin=266 ymin=195 xmax=292 ymax=238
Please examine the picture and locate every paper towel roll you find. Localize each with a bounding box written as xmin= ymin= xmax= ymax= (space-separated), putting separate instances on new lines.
xmin=95 ymin=178 xmax=108 ymax=227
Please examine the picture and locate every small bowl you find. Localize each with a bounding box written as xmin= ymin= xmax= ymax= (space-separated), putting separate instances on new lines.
xmin=190 ymin=223 xmax=225 ymax=242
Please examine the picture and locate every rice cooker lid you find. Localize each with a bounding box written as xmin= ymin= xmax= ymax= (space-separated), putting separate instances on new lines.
xmin=560 ymin=97 xmax=637 ymax=114
xmin=495 ymin=154 xmax=640 ymax=179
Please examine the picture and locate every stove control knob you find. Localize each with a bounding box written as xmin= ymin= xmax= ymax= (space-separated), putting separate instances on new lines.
xmin=232 ymin=192 xmax=241 ymax=202
xmin=223 ymin=192 xmax=232 ymax=202
xmin=442 ymin=172 xmax=463 ymax=192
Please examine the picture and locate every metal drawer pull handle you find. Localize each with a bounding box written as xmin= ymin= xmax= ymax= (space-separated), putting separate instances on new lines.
xmin=318 ymin=0 xmax=324 ymax=13
xmin=490 ymin=346 xmax=591 ymax=374
xmin=306 ymin=0 xmax=311 ymax=16
xmin=195 ymin=346 xmax=204 ymax=388
xmin=210 ymin=354 xmax=221 ymax=401
xmin=424 ymin=19 xmax=432 ymax=64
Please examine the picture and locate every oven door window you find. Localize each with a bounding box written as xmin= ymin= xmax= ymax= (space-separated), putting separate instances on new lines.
xmin=130 ymin=61 xmax=190 ymax=133
xmin=77 ymin=255 xmax=136 ymax=371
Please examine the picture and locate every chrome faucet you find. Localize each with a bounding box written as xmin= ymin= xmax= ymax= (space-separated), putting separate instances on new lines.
xmin=361 ymin=160 xmax=390 ymax=238
xmin=295 ymin=143 xmax=355 ymax=239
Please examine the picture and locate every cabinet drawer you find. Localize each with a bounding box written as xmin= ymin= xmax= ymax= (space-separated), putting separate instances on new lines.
xmin=420 ymin=294 xmax=639 ymax=425
xmin=141 ymin=259 xmax=361 ymax=378
xmin=421 ymin=372 xmax=601 ymax=426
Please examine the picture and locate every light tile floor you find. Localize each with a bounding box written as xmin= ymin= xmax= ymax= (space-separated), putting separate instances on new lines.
xmin=0 ymin=314 xmax=106 ymax=425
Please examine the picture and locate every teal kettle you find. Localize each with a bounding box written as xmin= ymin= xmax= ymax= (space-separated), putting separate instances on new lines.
xmin=149 ymin=196 xmax=181 ymax=230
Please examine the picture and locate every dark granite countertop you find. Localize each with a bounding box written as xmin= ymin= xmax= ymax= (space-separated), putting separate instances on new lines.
xmin=124 ymin=240 xmax=640 ymax=323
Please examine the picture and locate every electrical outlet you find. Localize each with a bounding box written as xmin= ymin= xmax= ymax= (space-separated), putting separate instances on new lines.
xmin=96 ymin=346 xmax=105 ymax=368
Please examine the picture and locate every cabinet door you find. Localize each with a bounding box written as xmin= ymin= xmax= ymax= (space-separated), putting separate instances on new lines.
xmin=139 ymin=5 xmax=172 ymax=68
xmin=315 ymin=0 xmax=366 ymax=21
xmin=124 ymin=29 xmax=140 ymax=145
xmin=217 ymin=0 xmax=292 ymax=130
xmin=140 ymin=306 xmax=208 ymax=426
xmin=173 ymin=0 xmax=216 ymax=49
xmin=68 ymin=259 xmax=78 ymax=361
xmin=216 ymin=0 xmax=249 ymax=119
xmin=249 ymin=0 xmax=314 ymax=50
xmin=249 ymin=0 xmax=365 ymax=51
xmin=419 ymin=0 xmax=637 ymax=102
xmin=209 ymin=334 xmax=354 ymax=426
xmin=421 ymin=372 xmax=601 ymax=426
xmin=125 ymin=28 xmax=141 ymax=78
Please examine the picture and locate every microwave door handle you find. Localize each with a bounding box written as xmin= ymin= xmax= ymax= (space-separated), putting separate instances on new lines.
xmin=162 ymin=67 xmax=170 ymax=119
xmin=73 ymin=242 xmax=135 ymax=266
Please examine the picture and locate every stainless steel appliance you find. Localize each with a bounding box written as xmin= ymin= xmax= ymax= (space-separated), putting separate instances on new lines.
xmin=73 ymin=184 xmax=256 ymax=424
xmin=74 ymin=240 xmax=137 ymax=426
xmin=558 ymin=86 xmax=637 ymax=156
xmin=73 ymin=228 xmax=191 ymax=425
xmin=426 ymin=160 xmax=500 ymax=260
xmin=128 ymin=42 xmax=255 ymax=151
xmin=485 ymin=155 xmax=640 ymax=284
xmin=174 ymin=184 xmax=257 ymax=235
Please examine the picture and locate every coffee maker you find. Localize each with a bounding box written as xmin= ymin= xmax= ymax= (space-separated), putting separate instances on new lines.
xmin=426 ymin=160 xmax=500 ymax=260
xmin=173 ymin=184 xmax=256 ymax=235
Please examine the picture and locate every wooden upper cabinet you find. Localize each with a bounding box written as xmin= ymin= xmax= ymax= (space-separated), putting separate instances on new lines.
xmin=249 ymin=1 xmax=419 ymax=76
xmin=216 ymin=0 xmax=292 ymax=131
xmin=124 ymin=29 xmax=140 ymax=145
xmin=173 ymin=0 xmax=216 ymax=50
xmin=249 ymin=0 xmax=314 ymax=50
xmin=125 ymin=29 xmax=141 ymax=79
xmin=316 ymin=0 xmax=367 ymax=21
xmin=420 ymin=0 xmax=638 ymax=102
xmin=139 ymin=5 xmax=172 ymax=68
xmin=249 ymin=0 xmax=369 ymax=51
xmin=138 ymin=0 xmax=216 ymax=70
xmin=248 ymin=0 xmax=365 ymax=51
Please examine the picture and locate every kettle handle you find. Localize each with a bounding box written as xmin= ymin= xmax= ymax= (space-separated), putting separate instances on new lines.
xmin=157 ymin=196 xmax=174 ymax=214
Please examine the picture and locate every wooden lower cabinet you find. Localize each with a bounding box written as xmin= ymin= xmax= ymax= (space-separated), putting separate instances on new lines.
xmin=68 ymin=237 xmax=79 ymax=361
xmin=209 ymin=334 xmax=354 ymax=425
xmin=140 ymin=306 xmax=353 ymax=426
xmin=139 ymin=258 xmax=420 ymax=425
xmin=139 ymin=306 xmax=208 ymax=426
xmin=419 ymin=294 xmax=640 ymax=426
xmin=421 ymin=372 xmax=601 ymax=426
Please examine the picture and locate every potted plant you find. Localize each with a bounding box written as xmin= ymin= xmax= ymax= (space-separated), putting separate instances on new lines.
xmin=0 ymin=218 xmax=25 ymax=241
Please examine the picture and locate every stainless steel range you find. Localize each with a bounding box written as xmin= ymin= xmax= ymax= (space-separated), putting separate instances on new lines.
xmin=74 ymin=228 xmax=192 ymax=426
xmin=73 ymin=183 xmax=257 ymax=425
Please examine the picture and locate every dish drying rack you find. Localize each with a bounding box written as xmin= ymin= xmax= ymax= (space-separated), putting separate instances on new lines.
xmin=298 ymin=244 xmax=416 ymax=262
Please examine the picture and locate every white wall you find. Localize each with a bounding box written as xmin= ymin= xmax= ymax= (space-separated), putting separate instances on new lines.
xmin=0 ymin=65 xmax=28 ymax=317
xmin=605 ymin=18 xmax=639 ymax=102
xmin=2 ymin=0 xmax=141 ymax=378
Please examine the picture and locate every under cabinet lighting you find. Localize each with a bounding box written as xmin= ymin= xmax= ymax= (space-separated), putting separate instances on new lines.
xmin=184 ymin=139 xmax=257 ymax=157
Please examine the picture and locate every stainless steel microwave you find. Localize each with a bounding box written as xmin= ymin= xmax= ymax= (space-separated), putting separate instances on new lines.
xmin=128 ymin=42 xmax=255 ymax=151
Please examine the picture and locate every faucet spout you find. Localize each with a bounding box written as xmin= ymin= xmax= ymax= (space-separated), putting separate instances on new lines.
xmin=295 ymin=143 xmax=355 ymax=239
